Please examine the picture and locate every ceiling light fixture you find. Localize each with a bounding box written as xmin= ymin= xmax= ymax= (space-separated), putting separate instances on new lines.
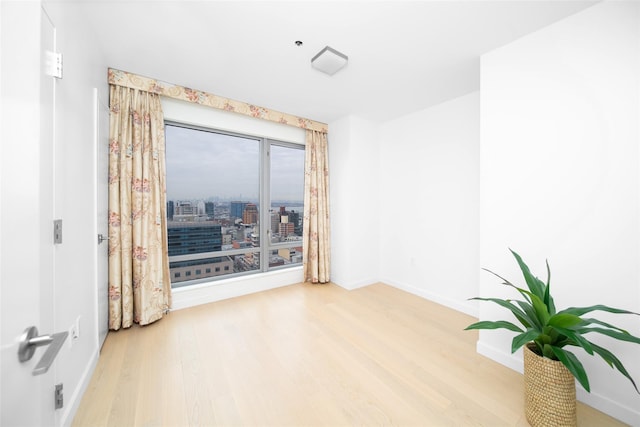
xmin=311 ymin=46 xmax=348 ymax=76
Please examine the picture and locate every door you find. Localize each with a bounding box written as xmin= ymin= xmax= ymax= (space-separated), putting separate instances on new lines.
xmin=0 ymin=3 xmax=59 ymax=426
xmin=94 ymin=88 xmax=109 ymax=349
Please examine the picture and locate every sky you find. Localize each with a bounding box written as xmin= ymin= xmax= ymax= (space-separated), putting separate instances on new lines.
xmin=165 ymin=124 xmax=304 ymax=203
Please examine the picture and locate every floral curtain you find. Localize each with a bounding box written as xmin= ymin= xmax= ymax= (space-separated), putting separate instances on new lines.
xmin=303 ymin=130 xmax=331 ymax=283
xmin=108 ymin=85 xmax=171 ymax=330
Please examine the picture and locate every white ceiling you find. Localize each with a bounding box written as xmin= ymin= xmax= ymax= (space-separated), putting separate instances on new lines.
xmin=73 ymin=0 xmax=597 ymax=124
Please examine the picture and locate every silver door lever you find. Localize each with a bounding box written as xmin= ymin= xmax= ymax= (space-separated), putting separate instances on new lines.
xmin=18 ymin=326 xmax=68 ymax=376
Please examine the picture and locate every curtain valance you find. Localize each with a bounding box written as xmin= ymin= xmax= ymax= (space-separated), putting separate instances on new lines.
xmin=108 ymin=68 xmax=328 ymax=133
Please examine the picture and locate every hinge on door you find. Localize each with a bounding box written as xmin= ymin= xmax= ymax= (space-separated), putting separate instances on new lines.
xmin=45 ymin=51 xmax=63 ymax=79
xmin=54 ymin=383 xmax=63 ymax=410
xmin=53 ymin=219 xmax=62 ymax=244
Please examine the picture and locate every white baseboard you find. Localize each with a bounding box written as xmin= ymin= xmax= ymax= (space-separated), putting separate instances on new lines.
xmin=333 ymin=277 xmax=376 ymax=290
xmin=476 ymin=341 xmax=640 ymax=426
xmin=60 ymin=346 xmax=100 ymax=427
xmin=381 ymin=277 xmax=479 ymax=318
xmin=476 ymin=340 xmax=524 ymax=373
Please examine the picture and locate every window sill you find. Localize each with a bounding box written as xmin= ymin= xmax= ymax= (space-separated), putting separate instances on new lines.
xmin=170 ymin=266 xmax=303 ymax=311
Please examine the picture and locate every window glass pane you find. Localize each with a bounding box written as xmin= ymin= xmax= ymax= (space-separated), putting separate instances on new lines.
xmin=267 ymin=247 xmax=303 ymax=268
xmin=165 ymin=124 xmax=260 ymax=286
xmin=269 ymin=144 xmax=304 ymax=246
xmin=169 ymin=253 xmax=260 ymax=287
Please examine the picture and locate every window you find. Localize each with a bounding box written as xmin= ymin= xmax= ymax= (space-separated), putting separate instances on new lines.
xmin=268 ymin=143 xmax=305 ymax=267
xmin=165 ymin=123 xmax=304 ymax=287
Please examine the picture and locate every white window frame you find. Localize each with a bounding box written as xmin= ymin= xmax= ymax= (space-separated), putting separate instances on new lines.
xmin=264 ymin=139 xmax=305 ymax=272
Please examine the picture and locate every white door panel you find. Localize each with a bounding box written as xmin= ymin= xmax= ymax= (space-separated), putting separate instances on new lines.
xmin=0 ymin=3 xmax=58 ymax=426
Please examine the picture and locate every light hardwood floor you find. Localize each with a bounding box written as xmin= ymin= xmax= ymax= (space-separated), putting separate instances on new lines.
xmin=73 ymin=283 xmax=626 ymax=426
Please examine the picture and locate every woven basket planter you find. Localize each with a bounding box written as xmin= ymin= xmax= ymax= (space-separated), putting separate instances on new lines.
xmin=524 ymin=342 xmax=577 ymax=427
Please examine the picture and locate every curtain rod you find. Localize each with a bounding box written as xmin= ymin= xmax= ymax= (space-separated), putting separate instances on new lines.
xmin=108 ymin=68 xmax=328 ymax=134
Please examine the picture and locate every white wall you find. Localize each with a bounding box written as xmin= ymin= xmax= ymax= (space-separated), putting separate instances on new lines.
xmin=41 ymin=2 xmax=108 ymax=425
xmin=378 ymin=92 xmax=480 ymax=316
xmin=479 ymin=2 xmax=640 ymax=424
xmin=329 ymin=116 xmax=380 ymax=289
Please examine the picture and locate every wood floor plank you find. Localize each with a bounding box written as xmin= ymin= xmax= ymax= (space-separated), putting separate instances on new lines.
xmin=72 ymin=282 xmax=628 ymax=426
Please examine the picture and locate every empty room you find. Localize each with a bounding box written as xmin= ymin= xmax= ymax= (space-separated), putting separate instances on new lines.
xmin=1 ymin=1 xmax=639 ymax=426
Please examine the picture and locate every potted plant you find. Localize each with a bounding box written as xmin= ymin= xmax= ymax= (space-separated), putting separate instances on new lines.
xmin=465 ymin=249 xmax=640 ymax=426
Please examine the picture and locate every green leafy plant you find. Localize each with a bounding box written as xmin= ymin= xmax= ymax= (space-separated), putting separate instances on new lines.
xmin=465 ymin=249 xmax=640 ymax=393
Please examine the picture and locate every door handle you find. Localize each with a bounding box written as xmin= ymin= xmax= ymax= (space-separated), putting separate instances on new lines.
xmin=17 ymin=326 xmax=68 ymax=376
